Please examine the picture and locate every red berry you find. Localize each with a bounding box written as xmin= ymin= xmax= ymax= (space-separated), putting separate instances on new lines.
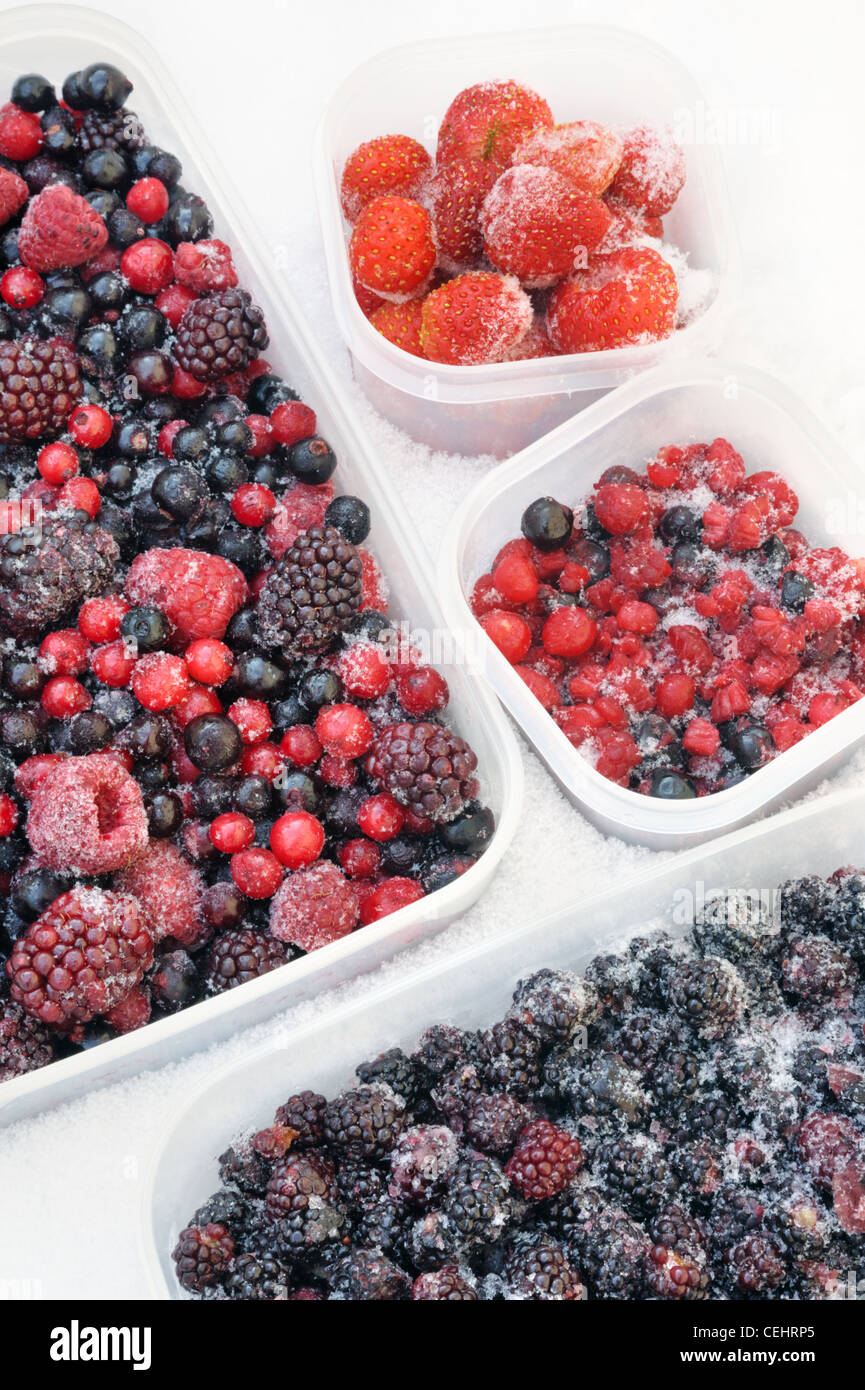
xmin=78 ymin=594 xmax=128 ymax=643
xmin=270 ymin=811 xmax=325 ymax=869
xmin=174 ymin=684 xmax=223 ymax=727
xmin=338 ymin=643 xmax=391 ymax=699
xmin=185 ymin=638 xmax=233 ymax=686
xmin=359 ymin=877 xmax=424 ymax=924
xmin=269 ymin=861 xmax=359 ymax=951
xmin=318 ymin=754 xmax=357 ymax=788
xmin=57 ymin=475 xmax=100 ymax=516
xmin=155 ymin=282 xmax=197 ymax=327
xmin=505 ymin=1118 xmax=582 ymax=1200
xmin=339 ymin=838 xmax=381 ymax=879
xmin=542 ymin=606 xmax=597 ymax=658
xmin=209 ymin=812 xmax=255 ymax=854
xmin=493 ymin=549 xmax=539 ymax=604
xmin=280 ymin=725 xmax=322 ymax=768
xmin=480 ymin=609 xmax=532 ymax=663
xmin=0 ymin=793 xmax=19 ymax=835
xmin=92 ymin=640 xmax=136 ymax=687
xmin=41 ymin=675 xmax=91 ymax=719
xmin=394 ymin=664 xmax=449 ymax=715
xmin=516 ymin=665 xmax=560 ymax=709
xmin=357 ymin=793 xmax=405 ymax=842
xmin=68 ymin=403 xmax=113 ymax=448
xmin=230 ymin=847 xmax=283 ymax=899
xmin=36 ymin=440 xmax=77 ymax=485
xmin=270 ymin=401 xmax=316 ymax=447
xmin=132 ymin=652 xmax=189 ymax=711
xmin=0 ymin=104 xmax=42 ymax=161
xmin=121 ymin=238 xmax=174 ymax=294
xmin=39 ymin=627 xmax=90 ymax=675
xmin=616 ymin=600 xmax=658 ymax=635
xmin=808 ymin=692 xmax=849 ymax=726
xmin=315 ymin=704 xmax=374 ymax=759
xmin=170 ymin=365 xmax=207 ymax=399
xmin=244 ymin=414 xmax=273 ymax=456
xmin=682 ymin=717 xmax=720 ymax=755
xmin=1 ymin=265 xmax=43 ymax=308
xmin=126 ymin=177 xmax=169 ymax=222
xmin=594 ymin=483 xmax=649 ymax=536
xmin=227 ymin=697 xmax=272 ymax=744
xmin=240 ymin=742 xmax=284 ymax=781
xmin=231 ymin=483 xmax=276 ymax=527
xmin=656 ymin=672 xmax=696 ymax=719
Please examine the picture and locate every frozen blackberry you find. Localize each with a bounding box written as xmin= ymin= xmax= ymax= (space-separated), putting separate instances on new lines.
xmin=0 ymin=998 xmax=56 ymax=1080
xmin=356 ymin=1047 xmax=425 ymax=1106
xmin=335 ymin=1154 xmax=386 ymax=1212
xmin=440 ymin=1154 xmax=516 ymax=1254
xmin=573 ymin=1206 xmax=650 ymax=1299
xmin=78 ymin=106 xmax=145 ymax=154
xmin=0 ymin=512 xmax=119 ymax=638
xmin=256 ymin=525 xmax=363 ymax=659
xmin=175 ymin=288 xmax=268 ymax=381
xmin=598 ymin=1136 xmax=679 ymax=1215
xmin=224 ymin=1251 xmax=289 ymax=1301
xmin=822 ymin=875 xmax=865 ymax=960
xmin=365 ymin=721 xmax=479 ymax=824
xmin=388 ymin=1125 xmax=458 ymax=1207
xmin=562 ymin=1051 xmax=647 ymax=1126
xmin=412 ymin=1023 xmax=477 ymax=1078
xmin=645 ymin=1244 xmax=711 ymax=1300
xmin=464 ymin=1092 xmax=532 ymax=1157
xmin=583 ymin=949 xmax=636 ymax=1014
xmin=0 ymin=336 xmax=81 ymax=443
xmin=412 ymin=1265 xmax=479 ymax=1300
xmin=504 ymin=1237 xmax=584 ymax=1300
xmin=274 ymin=1090 xmax=327 ymax=1148
xmin=265 ymin=1152 xmax=345 ymax=1255
xmin=323 ymin=1083 xmax=406 ymax=1158
xmin=726 ymin=1233 xmax=788 ymax=1293
xmin=330 ymin=1248 xmax=411 ymax=1301
xmin=628 ymin=931 xmax=686 ymax=1006
xmin=706 ymin=1185 xmax=766 ymax=1255
xmin=669 ymin=957 xmax=746 ymax=1038
xmin=505 ymin=1119 xmax=582 ymax=1201
xmin=352 ymin=1197 xmax=409 ymax=1258
xmin=669 ymin=1141 xmax=722 ymax=1199
xmin=508 ymin=967 xmax=600 ymax=1042
xmin=779 ymin=875 xmax=831 ymax=932
xmin=650 ymin=1045 xmax=702 ymax=1112
xmin=172 ymin=1223 xmax=235 ymax=1292
xmin=430 ymin=1062 xmax=484 ymax=1131
xmin=478 ymin=1017 xmax=542 ymax=1097
xmin=218 ymin=1139 xmax=270 ymax=1195
xmin=599 ymin=1008 xmax=667 ymax=1073
xmin=649 ymin=1203 xmax=708 ymax=1259
xmin=695 ymin=889 xmax=780 ymax=961
xmin=203 ymin=929 xmax=287 ymax=994
xmin=780 ymin=934 xmax=857 ymax=1000
xmin=192 ymin=1189 xmax=248 ymax=1235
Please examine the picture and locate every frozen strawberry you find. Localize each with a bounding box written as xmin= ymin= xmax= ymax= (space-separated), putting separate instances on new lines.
xmin=429 ymin=157 xmax=499 ymax=272
xmin=502 ymin=315 xmax=559 ymax=360
xmin=173 ymin=239 xmax=237 ymax=292
xmin=26 ymin=753 xmax=149 ymax=876
xmin=352 ymin=273 xmax=384 ymax=317
xmin=0 ymin=167 xmax=28 ymax=225
xmin=349 ymin=195 xmax=435 ymax=301
xmin=370 ymin=298 xmax=426 ymax=357
xmin=609 ymin=126 xmax=686 ymax=216
xmin=596 ymin=197 xmax=664 ymax=253
xmin=481 ymin=164 xmax=611 ymax=288
xmin=547 ymin=246 xmax=678 ymax=353
xmin=437 ymin=80 xmax=553 ymax=171
xmin=125 ymin=548 xmax=248 ymax=645
xmin=511 ymin=120 xmax=623 ymax=195
xmin=420 ymin=271 xmax=532 ymax=365
xmin=340 ymin=134 xmax=432 ymax=222
xmin=114 ymin=839 xmax=204 ymax=948
xmin=18 ymin=184 xmax=108 ymax=272
xmin=269 ymin=860 xmax=359 ymax=951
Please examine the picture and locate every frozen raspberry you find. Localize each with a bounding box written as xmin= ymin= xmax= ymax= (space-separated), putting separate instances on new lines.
xmin=429 ymin=157 xmax=499 ymax=273
xmin=264 ymin=481 xmax=334 ymax=559
xmin=0 ymin=167 xmax=29 ymax=224
xmin=26 ymin=753 xmax=148 ymax=876
xmin=18 ymin=184 xmax=108 ymax=271
xmin=349 ymin=196 xmax=435 ymax=301
xmin=268 ymin=860 xmax=359 ymax=951
xmin=547 ymin=246 xmax=678 ymax=353
xmin=173 ymin=239 xmax=237 ymax=292
xmin=340 ymin=134 xmax=432 ymax=221
xmin=104 ymin=984 xmax=151 ymax=1034
xmin=125 ymin=548 xmax=248 ymax=645
xmin=7 ymin=886 xmax=154 ymax=1028
xmin=481 ymin=164 xmax=611 ymax=288
xmin=511 ymin=120 xmax=624 ymax=195
xmin=609 ymin=125 xmax=686 ymax=216
xmin=420 ymin=271 xmax=532 ymax=366
xmin=437 ymin=80 xmax=553 ymax=170
xmin=114 ymin=839 xmax=204 ymax=947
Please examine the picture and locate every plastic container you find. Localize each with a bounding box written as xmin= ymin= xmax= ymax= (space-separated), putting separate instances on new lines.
xmin=314 ymin=25 xmax=737 ymax=458
xmin=438 ymin=360 xmax=864 ymax=851
xmin=0 ymin=4 xmax=523 ymax=1128
xmin=144 ymin=785 xmax=863 ymax=1296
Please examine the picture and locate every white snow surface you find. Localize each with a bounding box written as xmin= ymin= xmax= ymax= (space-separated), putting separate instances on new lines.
xmin=0 ymin=0 xmax=864 ymax=1300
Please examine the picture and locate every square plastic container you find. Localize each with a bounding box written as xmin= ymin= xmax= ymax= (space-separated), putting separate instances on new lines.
xmin=438 ymin=360 xmax=865 ymax=851
xmin=314 ymin=25 xmax=738 ymax=458
xmin=144 ymin=785 xmax=864 ymax=1297
xmin=0 ymin=4 xmax=523 ymax=1128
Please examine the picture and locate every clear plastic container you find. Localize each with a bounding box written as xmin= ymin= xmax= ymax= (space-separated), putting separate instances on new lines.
xmin=0 ymin=4 xmax=523 ymax=1127
xmin=313 ymin=25 xmax=738 ymax=457
xmin=143 ymin=785 xmax=863 ymax=1297
xmin=438 ymin=360 xmax=864 ymax=850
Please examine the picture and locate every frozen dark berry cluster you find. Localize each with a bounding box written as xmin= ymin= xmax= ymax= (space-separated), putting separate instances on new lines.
xmin=474 ymin=438 xmax=865 ymax=797
xmin=173 ymin=869 xmax=865 ymax=1299
xmin=0 ymin=62 xmax=491 ymax=1082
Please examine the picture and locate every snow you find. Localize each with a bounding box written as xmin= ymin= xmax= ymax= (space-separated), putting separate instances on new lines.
xmin=0 ymin=0 xmax=864 ymax=1301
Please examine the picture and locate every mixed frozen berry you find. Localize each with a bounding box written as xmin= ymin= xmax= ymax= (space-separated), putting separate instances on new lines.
xmin=0 ymin=62 xmax=490 ymax=1081
xmin=340 ymin=79 xmax=697 ymax=365
xmin=473 ymin=438 xmax=865 ymax=797
xmin=172 ymin=869 xmax=865 ymax=1300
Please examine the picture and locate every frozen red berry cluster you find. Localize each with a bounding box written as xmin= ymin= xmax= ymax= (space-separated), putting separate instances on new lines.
xmin=172 ymin=870 xmax=865 ymax=1300
xmin=0 ymin=62 xmax=491 ymax=1083
xmin=473 ymin=438 xmax=865 ymax=797
xmin=340 ymin=79 xmax=691 ymax=365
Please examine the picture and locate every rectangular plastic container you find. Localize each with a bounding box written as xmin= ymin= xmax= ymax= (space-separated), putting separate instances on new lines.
xmin=314 ymin=25 xmax=737 ymax=458
xmin=438 ymin=360 xmax=865 ymax=850
xmin=144 ymin=785 xmax=865 ymax=1297
xmin=0 ymin=4 xmax=522 ymax=1128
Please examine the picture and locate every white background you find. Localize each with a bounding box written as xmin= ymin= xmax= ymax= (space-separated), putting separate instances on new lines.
xmin=0 ymin=0 xmax=864 ymax=1299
